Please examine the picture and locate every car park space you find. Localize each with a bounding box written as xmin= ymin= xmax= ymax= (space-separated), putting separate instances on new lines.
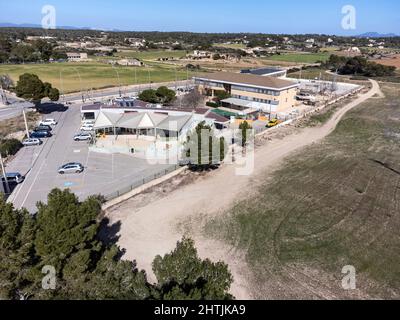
xmin=8 ymin=103 xmax=171 ymax=213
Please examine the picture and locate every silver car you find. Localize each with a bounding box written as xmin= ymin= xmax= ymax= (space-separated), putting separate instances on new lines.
xmin=58 ymin=163 xmax=84 ymax=174
xmin=74 ymin=133 xmax=92 ymax=141
xmin=22 ymin=138 xmax=42 ymax=146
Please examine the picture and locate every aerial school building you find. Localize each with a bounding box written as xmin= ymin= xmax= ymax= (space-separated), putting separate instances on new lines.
xmin=194 ymin=72 xmax=299 ymax=115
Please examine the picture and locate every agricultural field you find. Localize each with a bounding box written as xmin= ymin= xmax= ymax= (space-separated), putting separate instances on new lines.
xmin=287 ymin=67 xmax=337 ymax=81
xmin=371 ymin=54 xmax=400 ymax=69
xmin=264 ymin=52 xmax=330 ymax=64
xmin=213 ymin=43 xmax=247 ymax=49
xmin=0 ymin=61 xmax=192 ymax=93
xmin=208 ymin=83 xmax=400 ymax=299
xmin=115 ymin=49 xmax=187 ymax=61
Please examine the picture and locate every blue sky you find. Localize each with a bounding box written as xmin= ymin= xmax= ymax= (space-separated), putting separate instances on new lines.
xmin=0 ymin=0 xmax=399 ymax=35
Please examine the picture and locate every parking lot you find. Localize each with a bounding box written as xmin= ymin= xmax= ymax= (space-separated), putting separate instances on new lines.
xmin=7 ymin=103 xmax=173 ymax=213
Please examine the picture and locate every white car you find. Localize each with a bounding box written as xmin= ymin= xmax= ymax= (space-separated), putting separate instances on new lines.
xmin=80 ymin=125 xmax=94 ymax=132
xmin=22 ymin=138 xmax=42 ymax=146
xmin=40 ymin=118 xmax=57 ymax=126
xmin=58 ymin=163 xmax=84 ymax=174
xmin=81 ymin=120 xmax=95 ymax=126
xmin=74 ymin=133 xmax=92 ymax=141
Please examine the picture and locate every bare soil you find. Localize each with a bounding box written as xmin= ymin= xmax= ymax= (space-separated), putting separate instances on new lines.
xmin=104 ymin=80 xmax=386 ymax=299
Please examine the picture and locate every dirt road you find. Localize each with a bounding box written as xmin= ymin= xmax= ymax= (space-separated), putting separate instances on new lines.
xmin=105 ymin=80 xmax=380 ymax=299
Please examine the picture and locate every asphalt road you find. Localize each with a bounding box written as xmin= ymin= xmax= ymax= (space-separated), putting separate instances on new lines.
xmin=0 ymin=91 xmax=34 ymax=121
xmin=7 ymin=103 xmax=172 ymax=213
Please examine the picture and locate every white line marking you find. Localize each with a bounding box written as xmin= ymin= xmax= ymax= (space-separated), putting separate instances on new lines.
xmin=19 ymin=160 xmax=46 ymax=210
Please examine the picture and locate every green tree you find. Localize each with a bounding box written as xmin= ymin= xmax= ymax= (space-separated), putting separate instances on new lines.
xmin=15 ymin=73 xmax=45 ymax=103
xmin=239 ymin=121 xmax=253 ymax=148
xmin=15 ymin=73 xmax=60 ymax=108
xmin=0 ymin=188 xmax=234 ymax=300
xmin=156 ymin=86 xmax=176 ymax=104
xmin=152 ymin=238 xmax=233 ymax=300
xmin=213 ymin=90 xmax=231 ymax=105
xmin=10 ymin=44 xmax=37 ymax=63
xmin=33 ymin=40 xmax=54 ymax=61
xmin=34 ymin=189 xmax=101 ymax=271
xmin=48 ymin=87 xmax=60 ymax=101
xmin=0 ymin=198 xmax=37 ymax=299
xmin=139 ymin=87 xmax=176 ymax=105
xmin=139 ymin=89 xmax=159 ymax=103
xmin=184 ymin=122 xmax=226 ymax=168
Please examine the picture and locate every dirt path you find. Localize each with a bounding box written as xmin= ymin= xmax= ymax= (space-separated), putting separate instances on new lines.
xmin=105 ymin=80 xmax=380 ymax=299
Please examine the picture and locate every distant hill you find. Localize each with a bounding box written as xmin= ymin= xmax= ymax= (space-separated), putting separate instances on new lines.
xmin=357 ymin=32 xmax=398 ymax=38
xmin=0 ymin=22 xmax=94 ymax=30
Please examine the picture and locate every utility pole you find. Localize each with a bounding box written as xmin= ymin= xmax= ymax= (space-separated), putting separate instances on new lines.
xmin=0 ymin=153 xmax=10 ymax=195
xmin=175 ymin=64 xmax=178 ymax=91
xmin=148 ymin=68 xmax=151 ymax=89
xmin=22 ymin=108 xmax=30 ymax=139
xmin=134 ymin=67 xmax=137 ymax=85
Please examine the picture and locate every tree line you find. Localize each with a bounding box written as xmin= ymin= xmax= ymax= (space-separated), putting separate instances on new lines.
xmin=0 ymin=37 xmax=68 ymax=64
xmin=324 ymin=54 xmax=396 ymax=77
xmin=0 ymin=188 xmax=233 ymax=300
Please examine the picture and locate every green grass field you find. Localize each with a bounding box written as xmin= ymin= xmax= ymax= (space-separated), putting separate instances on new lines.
xmin=207 ymin=83 xmax=400 ymax=299
xmin=0 ymin=61 xmax=192 ymax=93
xmin=264 ymin=52 xmax=330 ymax=64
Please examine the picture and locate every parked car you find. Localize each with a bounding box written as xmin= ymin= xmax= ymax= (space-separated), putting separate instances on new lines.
xmin=22 ymin=138 xmax=42 ymax=146
xmin=30 ymin=131 xmax=52 ymax=138
xmin=40 ymin=118 xmax=57 ymax=126
xmin=58 ymin=163 xmax=84 ymax=174
xmin=34 ymin=125 xmax=52 ymax=132
xmin=266 ymin=119 xmax=280 ymax=128
xmin=80 ymin=124 xmax=94 ymax=132
xmin=74 ymin=133 xmax=92 ymax=141
xmin=81 ymin=120 xmax=95 ymax=126
xmin=1 ymin=172 xmax=25 ymax=184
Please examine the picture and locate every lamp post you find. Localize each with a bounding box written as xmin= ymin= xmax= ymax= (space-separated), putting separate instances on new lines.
xmin=0 ymin=153 xmax=10 ymax=195
xmin=22 ymin=108 xmax=30 ymax=139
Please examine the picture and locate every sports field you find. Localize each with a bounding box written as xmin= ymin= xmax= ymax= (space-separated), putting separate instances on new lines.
xmin=0 ymin=61 xmax=191 ymax=93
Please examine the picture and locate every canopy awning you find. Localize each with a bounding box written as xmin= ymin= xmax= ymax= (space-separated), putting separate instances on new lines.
xmin=94 ymin=111 xmax=123 ymax=129
xmin=221 ymin=98 xmax=278 ymax=112
xmin=157 ymin=115 xmax=193 ymax=132
xmin=93 ymin=111 xmax=192 ymax=132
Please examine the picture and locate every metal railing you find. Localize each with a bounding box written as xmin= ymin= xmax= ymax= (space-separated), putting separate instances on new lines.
xmin=102 ymin=164 xmax=181 ymax=202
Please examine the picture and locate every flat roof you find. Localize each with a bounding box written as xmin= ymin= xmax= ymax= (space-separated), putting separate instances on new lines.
xmin=205 ymin=111 xmax=230 ymax=124
xmin=194 ymin=72 xmax=298 ymax=90
xmin=241 ymin=67 xmax=286 ymax=76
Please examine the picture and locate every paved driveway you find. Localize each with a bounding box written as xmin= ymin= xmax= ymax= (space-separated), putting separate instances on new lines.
xmin=7 ymin=103 xmax=171 ymax=213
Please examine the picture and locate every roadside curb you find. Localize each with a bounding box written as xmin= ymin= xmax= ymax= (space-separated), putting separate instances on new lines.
xmin=102 ymin=166 xmax=187 ymax=211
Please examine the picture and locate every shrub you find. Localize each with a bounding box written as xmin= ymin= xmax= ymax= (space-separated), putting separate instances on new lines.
xmin=0 ymin=139 xmax=23 ymax=157
xmin=206 ymin=101 xmax=219 ymax=108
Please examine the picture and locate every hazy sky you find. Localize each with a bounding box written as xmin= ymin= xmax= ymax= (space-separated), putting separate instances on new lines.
xmin=0 ymin=0 xmax=399 ymax=35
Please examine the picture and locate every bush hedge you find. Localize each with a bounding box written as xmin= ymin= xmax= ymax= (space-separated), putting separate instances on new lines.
xmin=206 ymin=101 xmax=219 ymax=108
xmin=0 ymin=139 xmax=23 ymax=157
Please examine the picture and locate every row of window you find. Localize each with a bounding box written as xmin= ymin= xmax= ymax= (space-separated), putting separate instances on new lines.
xmin=196 ymin=79 xmax=282 ymax=96
xmin=195 ymin=80 xmax=224 ymax=88
xmin=232 ymin=95 xmax=280 ymax=105
xmin=231 ymin=85 xmax=280 ymax=96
